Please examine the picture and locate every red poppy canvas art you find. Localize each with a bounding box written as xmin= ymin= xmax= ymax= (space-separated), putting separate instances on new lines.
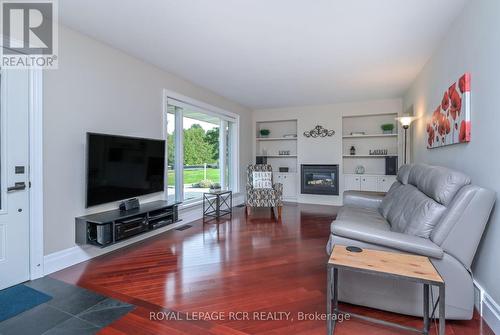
xmin=426 ymin=73 xmax=471 ymax=149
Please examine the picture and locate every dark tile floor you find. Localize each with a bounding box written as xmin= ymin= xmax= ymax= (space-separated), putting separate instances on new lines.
xmin=0 ymin=277 xmax=134 ymax=335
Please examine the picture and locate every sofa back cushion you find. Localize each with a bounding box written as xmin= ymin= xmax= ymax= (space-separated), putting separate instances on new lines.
xmin=396 ymin=164 xmax=412 ymax=184
xmin=386 ymin=184 xmax=447 ymax=238
xmin=379 ymin=181 xmax=402 ymax=218
xmin=408 ymin=164 xmax=471 ymax=206
xmin=379 ymin=164 xmax=472 ymax=239
xmin=378 ymin=165 xmax=412 ymax=217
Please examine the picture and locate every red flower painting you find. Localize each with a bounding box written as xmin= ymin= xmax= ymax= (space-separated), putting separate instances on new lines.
xmin=448 ymin=83 xmax=456 ymax=100
xmin=441 ymin=91 xmax=449 ymax=111
xmin=459 ymin=74 xmax=470 ymax=93
xmin=426 ymin=73 xmax=471 ymax=149
xmin=449 ymin=89 xmax=461 ymax=120
xmin=427 ymin=124 xmax=435 ymax=147
xmin=459 ymin=120 xmax=471 ymax=143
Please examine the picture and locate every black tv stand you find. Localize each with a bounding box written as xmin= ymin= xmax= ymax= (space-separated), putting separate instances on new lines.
xmin=75 ymin=200 xmax=181 ymax=248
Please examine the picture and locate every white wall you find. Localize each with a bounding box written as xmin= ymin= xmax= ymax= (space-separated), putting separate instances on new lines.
xmin=253 ymin=99 xmax=402 ymax=205
xmin=43 ymin=26 xmax=252 ymax=255
xmin=403 ymin=0 xmax=500 ymax=307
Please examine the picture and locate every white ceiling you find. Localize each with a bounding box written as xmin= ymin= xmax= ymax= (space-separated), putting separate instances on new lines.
xmin=59 ymin=0 xmax=467 ymax=109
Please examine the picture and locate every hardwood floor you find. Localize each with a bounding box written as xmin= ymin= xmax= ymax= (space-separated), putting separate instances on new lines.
xmin=52 ymin=203 xmax=493 ymax=334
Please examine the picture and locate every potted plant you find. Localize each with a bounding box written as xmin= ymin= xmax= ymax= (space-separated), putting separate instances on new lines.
xmin=259 ymin=129 xmax=270 ymax=138
xmin=381 ymin=123 xmax=395 ymax=134
xmin=193 ymin=179 xmax=213 ymax=188
xmin=209 ymin=183 xmax=222 ymax=193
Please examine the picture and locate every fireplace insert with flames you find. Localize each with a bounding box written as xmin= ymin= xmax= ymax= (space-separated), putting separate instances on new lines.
xmin=301 ymin=164 xmax=339 ymax=195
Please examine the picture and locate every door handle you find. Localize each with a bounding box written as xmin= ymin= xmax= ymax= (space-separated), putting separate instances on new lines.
xmin=7 ymin=182 xmax=26 ymax=192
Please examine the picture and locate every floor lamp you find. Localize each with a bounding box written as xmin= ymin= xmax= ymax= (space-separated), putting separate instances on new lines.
xmin=396 ymin=116 xmax=417 ymax=165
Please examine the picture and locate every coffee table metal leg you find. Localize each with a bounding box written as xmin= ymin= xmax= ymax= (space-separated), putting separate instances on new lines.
xmin=423 ymin=284 xmax=429 ymax=335
xmin=332 ymin=268 xmax=338 ymax=333
xmin=216 ymin=196 xmax=220 ymax=218
xmin=327 ymin=266 xmax=333 ymax=335
xmin=439 ymin=285 xmax=445 ymax=335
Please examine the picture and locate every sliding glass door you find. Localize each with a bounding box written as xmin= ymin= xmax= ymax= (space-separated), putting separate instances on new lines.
xmin=166 ymin=97 xmax=238 ymax=203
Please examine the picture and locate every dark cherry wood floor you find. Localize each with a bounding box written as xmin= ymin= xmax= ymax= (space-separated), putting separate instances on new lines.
xmin=52 ymin=203 xmax=493 ymax=335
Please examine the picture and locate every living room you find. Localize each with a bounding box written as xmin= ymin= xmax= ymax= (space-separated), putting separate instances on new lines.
xmin=0 ymin=0 xmax=498 ymax=334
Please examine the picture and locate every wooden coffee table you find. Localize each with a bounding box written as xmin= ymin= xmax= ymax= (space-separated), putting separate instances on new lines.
xmin=327 ymin=245 xmax=445 ymax=335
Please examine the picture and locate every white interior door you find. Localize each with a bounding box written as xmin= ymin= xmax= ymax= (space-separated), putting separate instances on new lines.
xmin=0 ymin=68 xmax=30 ymax=290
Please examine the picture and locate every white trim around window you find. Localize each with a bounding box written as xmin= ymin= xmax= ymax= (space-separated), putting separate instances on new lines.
xmin=162 ymin=89 xmax=240 ymax=205
xmin=164 ymin=90 xmax=240 ymax=122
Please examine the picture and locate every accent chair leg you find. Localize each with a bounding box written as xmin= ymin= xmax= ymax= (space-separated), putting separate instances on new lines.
xmin=270 ymin=207 xmax=276 ymax=220
xmin=277 ymin=206 xmax=282 ymax=219
xmin=245 ymin=206 xmax=250 ymax=217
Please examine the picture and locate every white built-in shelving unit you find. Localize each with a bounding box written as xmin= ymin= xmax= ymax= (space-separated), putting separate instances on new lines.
xmin=342 ymin=134 xmax=398 ymax=139
xmin=343 ymin=155 xmax=393 ymax=158
xmin=255 ymin=119 xmax=298 ymax=200
xmin=342 ymin=113 xmax=400 ymax=192
xmin=256 ymin=137 xmax=298 ymax=141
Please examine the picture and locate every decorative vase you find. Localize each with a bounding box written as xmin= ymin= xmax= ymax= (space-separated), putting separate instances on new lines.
xmin=350 ymin=146 xmax=356 ymax=155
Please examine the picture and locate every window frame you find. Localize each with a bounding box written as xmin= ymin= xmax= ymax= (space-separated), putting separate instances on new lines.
xmin=162 ymin=89 xmax=240 ymax=205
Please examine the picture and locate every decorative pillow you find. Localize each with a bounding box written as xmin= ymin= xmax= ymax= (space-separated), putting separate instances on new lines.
xmin=252 ymin=171 xmax=272 ymax=189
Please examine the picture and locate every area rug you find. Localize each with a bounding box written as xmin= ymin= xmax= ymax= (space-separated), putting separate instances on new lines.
xmin=0 ymin=284 xmax=52 ymax=322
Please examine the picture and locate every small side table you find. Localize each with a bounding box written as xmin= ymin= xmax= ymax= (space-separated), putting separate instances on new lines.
xmin=203 ymin=190 xmax=232 ymax=221
xmin=327 ymin=245 xmax=445 ymax=335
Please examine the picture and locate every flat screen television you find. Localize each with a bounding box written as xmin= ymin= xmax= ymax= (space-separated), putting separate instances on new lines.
xmin=86 ymin=133 xmax=165 ymax=207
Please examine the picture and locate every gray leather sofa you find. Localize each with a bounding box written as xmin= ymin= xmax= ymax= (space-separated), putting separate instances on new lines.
xmin=326 ymin=163 xmax=495 ymax=320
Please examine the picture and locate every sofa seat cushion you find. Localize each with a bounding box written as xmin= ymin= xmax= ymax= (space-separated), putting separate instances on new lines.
xmin=331 ymin=220 xmax=444 ymax=259
xmin=332 ymin=207 xmax=390 ymax=234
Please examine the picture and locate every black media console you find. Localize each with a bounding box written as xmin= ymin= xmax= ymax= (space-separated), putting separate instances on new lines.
xmin=75 ymin=200 xmax=181 ymax=248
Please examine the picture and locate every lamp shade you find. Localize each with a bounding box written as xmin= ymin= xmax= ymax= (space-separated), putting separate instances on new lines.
xmin=396 ymin=116 xmax=418 ymax=128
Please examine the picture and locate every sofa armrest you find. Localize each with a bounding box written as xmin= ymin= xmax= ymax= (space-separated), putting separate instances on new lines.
xmin=332 ymin=221 xmax=444 ymax=259
xmin=343 ymin=191 xmax=386 ymax=209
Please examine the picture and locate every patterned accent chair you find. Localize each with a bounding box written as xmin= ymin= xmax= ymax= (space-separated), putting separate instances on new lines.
xmin=246 ymin=164 xmax=283 ymax=219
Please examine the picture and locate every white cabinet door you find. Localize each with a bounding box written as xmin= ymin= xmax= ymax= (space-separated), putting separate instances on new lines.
xmin=283 ymin=173 xmax=297 ymax=198
xmin=378 ymin=175 xmax=396 ymax=192
xmin=346 ymin=174 xmax=396 ymax=193
xmin=345 ymin=175 xmax=361 ymax=191
xmin=360 ymin=176 xmax=378 ymax=192
xmin=275 ymin=173 xmax=297 ymax=199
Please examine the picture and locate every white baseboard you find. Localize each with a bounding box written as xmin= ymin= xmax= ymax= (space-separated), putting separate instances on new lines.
xmin=44 ymin=194 xmax=244 ymax=275
xmin=474 ymin=280 xmax=500 ymax=334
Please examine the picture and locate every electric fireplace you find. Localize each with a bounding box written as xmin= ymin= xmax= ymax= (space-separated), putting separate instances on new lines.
xmin=301 ymin=164 xmax=339 ymax=195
